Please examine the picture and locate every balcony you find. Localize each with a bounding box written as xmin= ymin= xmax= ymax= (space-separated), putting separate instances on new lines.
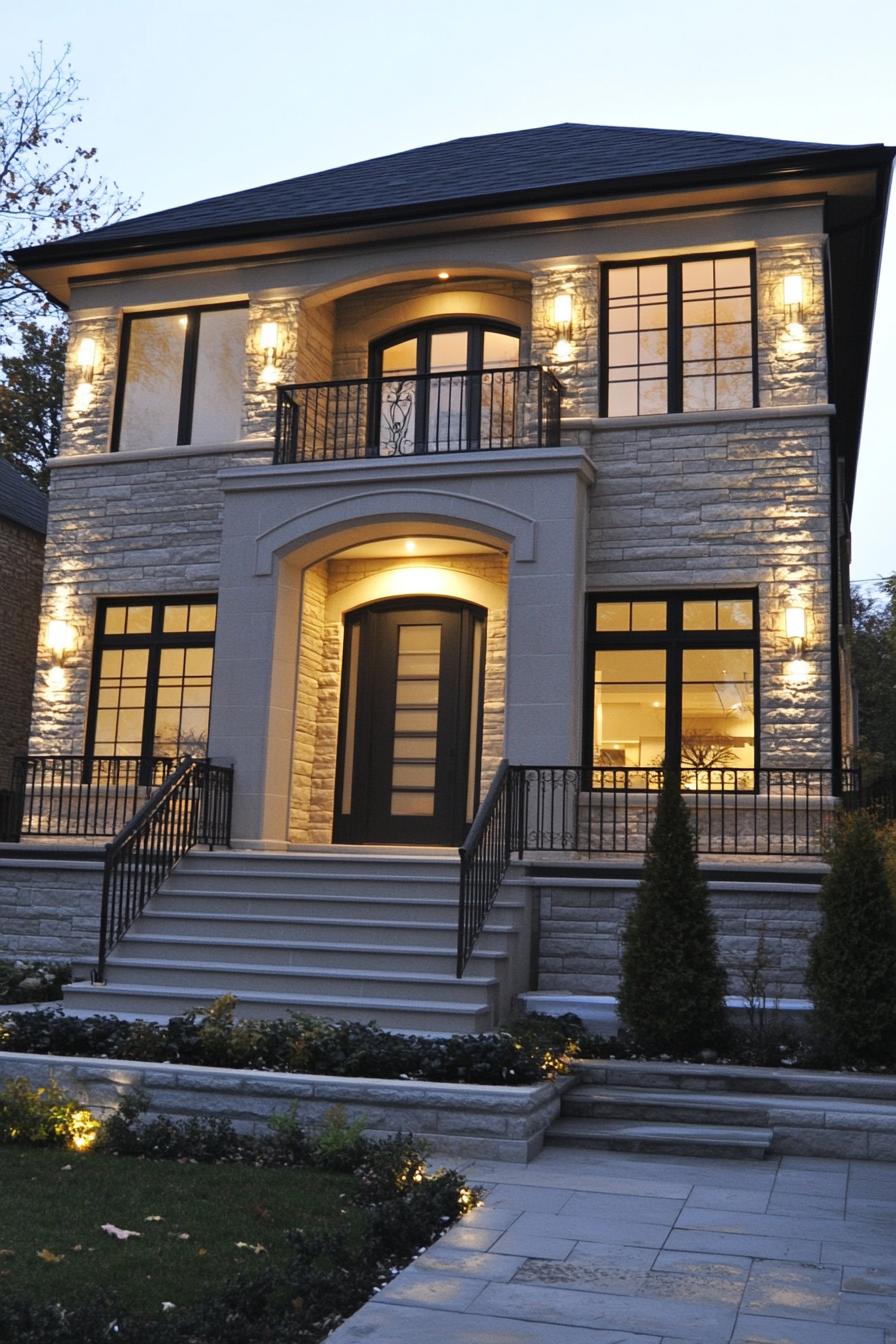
xmin=273 ymin=365 xmax=562 ymax=465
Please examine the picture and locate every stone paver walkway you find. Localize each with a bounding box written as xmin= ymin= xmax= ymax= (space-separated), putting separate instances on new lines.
xmin=326 ymin=1144 xmax=896 ymax=1344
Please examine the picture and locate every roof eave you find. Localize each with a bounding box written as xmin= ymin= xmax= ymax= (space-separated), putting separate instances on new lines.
xmin=10 ymin=143 xmax=893 ymax=271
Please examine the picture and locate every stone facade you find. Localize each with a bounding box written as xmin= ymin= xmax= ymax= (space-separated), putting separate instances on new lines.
xmin=536 ymin=872 xmax=824 ymax=999
xmin=0 ymin=856 xmax=104 ymax=959
xmin=0 ymin=517 xmax=44 ymax=782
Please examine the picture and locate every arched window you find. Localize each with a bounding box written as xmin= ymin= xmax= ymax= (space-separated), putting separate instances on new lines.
xmin=370 ymin=320 xmax=520 ymax=455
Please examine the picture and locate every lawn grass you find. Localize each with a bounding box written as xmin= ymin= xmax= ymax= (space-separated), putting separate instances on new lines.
xmin=0 ymin=1144 xmax=359 ymax=1316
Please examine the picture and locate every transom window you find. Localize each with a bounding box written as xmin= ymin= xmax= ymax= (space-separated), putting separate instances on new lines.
xmin=601 ymin=253 xmax=756 ymax=417
xmin=112 ymin=304 xmax=248 ymax=452
xmin=86 ymin=597 xmax=217 ymax=761
xmin=587 ymin=591 xmax=758 ymax=788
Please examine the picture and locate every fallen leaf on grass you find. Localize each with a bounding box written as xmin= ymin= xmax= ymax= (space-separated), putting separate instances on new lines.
xmin=161 ymin=1303 xmax=176 ymax=1312
xmin=144 ymin=1215 xmax=163 ymax=1223
xmin=235 ymin=1242 xmax=266 ymax=1255
xmin=37 ymin=1249 xmax=64 ymax=1263
xmin=101 ymin=1224 xmax=141 ymax=1241
xmin=196 ymin=1247 xmax=208 ymax=1257
xmin=0 ymin=1249 xmax=14 ymax=1258
xmin=175 ymin=1233 xmax=190 ymax=1241
xmin=60 ymin=1164 xmax=72 ymax=1172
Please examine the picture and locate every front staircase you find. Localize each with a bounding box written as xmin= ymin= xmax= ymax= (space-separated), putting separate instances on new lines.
xmin=63 ymin=848 xmax=529 ymax=1033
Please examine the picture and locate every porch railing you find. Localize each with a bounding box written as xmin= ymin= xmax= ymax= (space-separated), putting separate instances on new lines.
xmin=4 ymin=756 xmax=174 ymax=841
xmin=456 ymin=762 xmax=850 ymax=976
xmin=457 ymin=760 xmax=517 ymax=976
xmin=274 ymin=365 xmax=562 ymax=465
xmin=97 ymin=756 xmax=233 ymax=981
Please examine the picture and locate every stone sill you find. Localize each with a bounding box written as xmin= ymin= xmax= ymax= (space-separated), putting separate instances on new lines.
xmin=567 ymin=403 xmax=835 ymax=433
xmin=0 ymin=1051 xmax=572 ymax=1164
xmin=49 ymin=440 xmax=273 ymax=470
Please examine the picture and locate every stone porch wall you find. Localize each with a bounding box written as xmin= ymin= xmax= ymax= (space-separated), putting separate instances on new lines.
xmin=536 ymin=873 xmax=824 ymax=1000
xmin=0 ymin=856 xmax=104 ymax=960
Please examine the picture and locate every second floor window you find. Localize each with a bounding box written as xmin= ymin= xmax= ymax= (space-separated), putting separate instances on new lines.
xmin=112 ymin=303 xmax=248 ymax=451
xmin=601 ymin=253 xmax=756 ymax=417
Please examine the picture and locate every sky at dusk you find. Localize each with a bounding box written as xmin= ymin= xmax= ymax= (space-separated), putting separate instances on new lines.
xmin=5 ymin=0 xmax=895 ymax=582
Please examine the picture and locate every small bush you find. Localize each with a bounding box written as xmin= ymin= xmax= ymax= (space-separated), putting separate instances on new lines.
xmin=0 ymin=960 xmax=70 ymax=1005
xmin=617 ymin=768 xmax=729 ymax=1056
xmin=807 ymin=809 xmax=896 ymax=1064
xmin=0 ymin=1076 xmax=99 ymax=1149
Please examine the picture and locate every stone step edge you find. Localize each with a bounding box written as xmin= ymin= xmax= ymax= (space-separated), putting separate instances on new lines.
xmin=119 ymin=933 xmax=508 ymax=962
xmin=567 ymin=1085 xmax=896 ymax=1116
xmin=63 ymin=982 xmax=492 ymax=1016
xmin=100 ymin=955 xmax=498 ymax=988
xmin=547 ymin=1116 xmax=772 ymax=1147
xmin=572 ymin=1058 xmax=896 ymax=1101
xmin=139 ymin=911 xmax=519 ymax=935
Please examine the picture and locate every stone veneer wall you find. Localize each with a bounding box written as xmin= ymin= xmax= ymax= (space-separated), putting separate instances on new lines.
xmin=290 ymin=552 xmax=508 ymax=844
xmin=30 ymin=447 xmax=266 ymax=755
xmin=536 ymin=873 xmax=824 ymax=1001
xmin=0 ymin=857 xmax=104 ymax=959
xmin=0 ymin=518 xmax=44 ymax=782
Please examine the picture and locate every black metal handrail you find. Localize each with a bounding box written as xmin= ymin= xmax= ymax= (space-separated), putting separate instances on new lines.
xmin=457 ymin=760 xmax=516 ymax=977
xmin=516 ymin=765 xmax=846 ymax=859
xmin=274 ymin=365 xmax=562 ymax=464
xmin=5 ymin=755 xmax=173 ymax=841
xmin=97 ymin=757 xmax=233 ymax=981
xmin=843 ymin=770 xmax=896 ymax=823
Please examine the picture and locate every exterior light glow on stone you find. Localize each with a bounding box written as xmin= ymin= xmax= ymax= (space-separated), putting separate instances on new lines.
xmin=46 ymin=619 xmax=77 ymax=665
xmin=259 ymin=322 xmax=280 ymax=385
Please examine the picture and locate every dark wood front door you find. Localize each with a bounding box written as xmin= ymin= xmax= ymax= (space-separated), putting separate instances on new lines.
xmin=333 ymin=599 xmax=486 ymax=846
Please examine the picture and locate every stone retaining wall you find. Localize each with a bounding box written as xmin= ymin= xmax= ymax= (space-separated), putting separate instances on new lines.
xmin=0 ymin=857 xmax=103 ymax=959
xmin=535 ymin=872 xmax=823 ymax=999
xmin=0 ymin=1051 xmax=570 ymax=1163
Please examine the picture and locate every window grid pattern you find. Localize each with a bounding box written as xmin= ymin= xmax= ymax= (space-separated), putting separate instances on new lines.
xmin=87 ymin=598 xmax=217 ymax=762
xmin=605 ymin=264 xmax=668 ymax=417
xmin=681 ymin=256 xmax=753 ymax=412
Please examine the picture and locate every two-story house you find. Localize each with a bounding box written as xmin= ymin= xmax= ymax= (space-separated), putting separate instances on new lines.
xmin=3 ymin=123 xmax=892 ymax=1030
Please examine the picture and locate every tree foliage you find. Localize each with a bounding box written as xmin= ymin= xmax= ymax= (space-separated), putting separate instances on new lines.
xmin=617 ymin=768 xmax=729 ymax=1055
xmin=851 ymin=579 xmax=896 ymax=777
xmin=806 ymin=809 xmax=896 ymax=1064
xmin=0 ymin=319 xmax=65 ymax=486
xmin=0 ymin=47 xmax=138 ymax=487
xmin=1 ymin=45 xmax=137 ymax=340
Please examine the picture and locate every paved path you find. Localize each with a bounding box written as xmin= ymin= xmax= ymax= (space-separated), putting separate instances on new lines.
xmin=326 ymin=1145 xmax=896 ymax=1343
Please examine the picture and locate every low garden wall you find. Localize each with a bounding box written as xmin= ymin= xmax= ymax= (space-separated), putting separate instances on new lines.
xmin=535 ymin=870 xmax=824 ymax=999
xmin=0 ymin=856 xmax=103 ymax=960
xmin=0 ymin=1050 xmax=572 ymax=1162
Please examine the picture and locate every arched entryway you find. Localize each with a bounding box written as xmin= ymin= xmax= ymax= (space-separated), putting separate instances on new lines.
xmin=333 ymin=596 xmax=487 ymax=846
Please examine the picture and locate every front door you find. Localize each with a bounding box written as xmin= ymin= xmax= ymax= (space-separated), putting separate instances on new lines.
xmin=333 ymin=599 xmax=486 ymax=845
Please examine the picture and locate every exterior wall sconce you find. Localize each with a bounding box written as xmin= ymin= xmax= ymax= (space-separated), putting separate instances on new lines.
xmin=783 ymin=274 xmax=804 ymax=335
xmin=73 ymin=336 xmax=98 ymax=411
xmin=552 ymin=291 xmax=574 ymax=361
xmin=784 ymin=605 xmax=810 ymax=687
xmin=46 ymin=619 xmax=77 ymax=667
xmin=259 ymin=322 xmax=280 ymax=385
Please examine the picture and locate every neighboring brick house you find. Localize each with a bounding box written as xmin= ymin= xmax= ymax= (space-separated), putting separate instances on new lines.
xmin=0 ymin=460 xmax=47 ymax=783
xmin=3 ymin=124 xmax=893 ymax=1023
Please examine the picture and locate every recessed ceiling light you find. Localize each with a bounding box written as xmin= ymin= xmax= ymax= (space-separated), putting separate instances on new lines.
xmin=437 ymin=271 xmax=450 ymax=281
xmin=404 ymin=539 xmax=417 ymax=553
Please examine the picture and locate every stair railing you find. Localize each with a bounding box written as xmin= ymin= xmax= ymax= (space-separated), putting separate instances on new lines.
xmin=457 ymin=760 xmax=518 ymax=977
xmin=96 ymin=756 xmax=233 ymax=983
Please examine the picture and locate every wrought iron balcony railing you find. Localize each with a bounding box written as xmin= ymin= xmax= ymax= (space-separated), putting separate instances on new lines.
xmin=274 ymin=365 xmax=562 ymax=465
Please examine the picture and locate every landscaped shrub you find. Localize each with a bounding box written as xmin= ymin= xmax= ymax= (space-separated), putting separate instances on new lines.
xmin=0 ymin=960 xmax=70 ymax=1005
xmin=0 ymin=1076 xmax=99 ymax=1149
xmin=807 ymin=809 xmax=896 ymax=1065
xmin=0 ymin=999 xmax=558 ymax=1084
xmin=617 ymin=767 xmax=729 ymax=1056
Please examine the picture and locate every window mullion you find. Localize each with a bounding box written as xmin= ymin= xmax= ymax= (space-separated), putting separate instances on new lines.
xmin=177 ymin=312 xmax=199 ymax=445
xmin=667 ymin=263 xmax=683 ymax=414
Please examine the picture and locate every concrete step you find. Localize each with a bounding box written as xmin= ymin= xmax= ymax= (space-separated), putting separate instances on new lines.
xmin=62 ymin=980 xmax=493 ymax=1031
xmin=573 ymin=1059 xmax=896 ymax=1103
xmin=565 ymin=1085 xmax=774 ymax=1128
xmin=115 ymin=933 xmax=506 ymax=977
xmin=546 ymin=1116 xmax=772 ymax=1159
xmin=136 ymin=908 xmax=518 ymax=951
xmin=97 ymin=955 xmax=498 ymax=1006
xmin=151 ymin=889 xmax=526 ymax=926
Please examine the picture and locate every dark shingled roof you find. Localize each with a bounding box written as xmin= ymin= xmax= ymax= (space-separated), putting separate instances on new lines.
xmin=13 ymin=122 xmax=878 ymax=260
xmin=0 ymin=459 xmax=48 ymax=535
